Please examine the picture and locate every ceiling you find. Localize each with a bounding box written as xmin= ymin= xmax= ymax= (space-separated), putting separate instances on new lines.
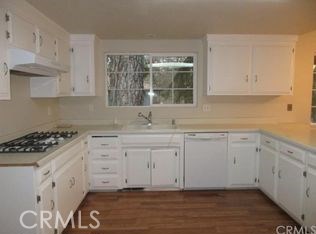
xmin=26 ymin=0 xmax=316 ymax=39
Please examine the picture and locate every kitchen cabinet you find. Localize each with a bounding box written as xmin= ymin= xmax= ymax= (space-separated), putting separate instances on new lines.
xmin=258 ymin=135 xmax=278 ymax=200
xmin=227 ymin=133 xmax=258 ymax=188
xmin=252 ymin=45 xmax=294 ymax=94
xmin=151 ymin=149 xmax=179 ymax=188
xmin=303 ymin=153 xmax=316 ymax=228
xmin=37 ymin=27 xmax=57 ymax=61
xmin=205 ymin=35 xmax=297 ymax=95
xmin=6 ymin=11 xmax=37 ymax=53
xmin=89 ymin=135 xmax=121 ymax=190
xmin=207 ymin=44 xmax=251 ymax=95
xmin=37 ymin=178 xmax=55 ymax=234
xmin=0 ymin=8 xmax=10 ymax=100
xmin=277 ymin=143 xmax=305 ymax=222
xmin=70 ymin=34 xmax=96 ymax=96
xmin=125 ymin=148 xmax=151 ymax=187
xmin=54 ymin=153 xmax=85 ymax=234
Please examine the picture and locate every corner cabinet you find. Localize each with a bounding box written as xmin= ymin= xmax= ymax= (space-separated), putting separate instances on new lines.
xmin=70 ymin=34 xmax=96 ymax=96
xmin=0 ymin=8 xmax=10 ymax=100
xmin=304 ymin=153 xmax=316 ymax=229
xmin=205 ymin=35 xmax=297 ymax=96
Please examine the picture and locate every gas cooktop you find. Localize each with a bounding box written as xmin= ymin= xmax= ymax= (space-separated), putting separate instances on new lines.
xmin=0 ymin=131 xmax=78 ymax=153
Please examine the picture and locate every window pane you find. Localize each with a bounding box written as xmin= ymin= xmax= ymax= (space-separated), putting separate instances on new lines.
xmin=152 ymin=56 xmax=194 ymax=72
xmin=174 ymin=72 xmax=193 ymax=88
xmin=153 ymin=72 xmax=172 ymax=88
xmin=107 ymin=55 xmax=129 ymax=73
xmin=129 ymin=73 xmax=150 ymax=89
xmin=311 ymin=108 xmax=316 ymax=123
xmin=153 ymin=90 xmax=172 ymax=104
xmin=129 ymin=55 xmax=150 ymax=73
xmin=174 ymin=90 xmax=193 ymax=104
xmin=108 ymin=90 xmax=149 ymax=106
xmin=313 ymin=91 xmax=316 ymax=106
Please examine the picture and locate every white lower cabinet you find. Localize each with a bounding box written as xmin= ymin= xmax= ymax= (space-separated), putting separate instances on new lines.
xmin=124 ymin=148 xmax=180 ymax=189
xmin=151 ymin=149 xmax=179 ymax=188
xmin=125 ymin=148 xmax=151 ymax=187
xmin=304 ymin=153 xmax=316 ymax=228
xmin=37 ymin=178 xmax=55 ymax=234
xmin=259 ymin=143 xmax=278 ymax=200
xmin=228 ymin=133 xmax=258 ymax=188
xmin=277 ymin=147 xmax=305 ymax=222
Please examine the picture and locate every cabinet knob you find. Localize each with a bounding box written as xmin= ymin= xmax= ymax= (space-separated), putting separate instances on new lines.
xmin=272 ymin=166 xmax=275 ymax=175
xmin=254 ymin=75 xmax=258 ymax=83
xmin=50 ymin=200 xmax=55 ymax=211
xmin=33 ymin=32 xmax=36 ymax=43
xmin=306 ymin=187 xmax=310 ymax=198
xmin=233 ymin=157 xmax=236 ymax=164
xmin=39 ymin=35 xmax=43 ymax=46
xmin=278 ymin=170 xmax=281 ymax=179
xmin=3 ymin=62 xmax=8 ymax=76
xmin=245 ymin=75 xmax=249 ymax=82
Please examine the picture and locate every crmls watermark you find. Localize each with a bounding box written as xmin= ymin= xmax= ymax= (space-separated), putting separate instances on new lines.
xmin=276 ymin=225 xmax=316 ymax=234
xmin=19 ymin=210 xmax=100 ymax=230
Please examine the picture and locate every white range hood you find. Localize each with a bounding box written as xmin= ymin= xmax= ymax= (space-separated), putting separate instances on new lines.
xmin=8 ymin=48 xmax=69 ymax=77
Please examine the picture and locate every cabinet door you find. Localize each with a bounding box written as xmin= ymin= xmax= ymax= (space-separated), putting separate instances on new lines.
xmin=151 ymin=149 xmax=179 ymax=188
xmin=57 ymin=73 xmax=71 ymax=96
xmin=259 ymin=145 xmax=277 ymax=200
xmin=208 ymin=44 xmax=251 ymax=95
xmin=8 ymin=12 xmax=37 ymax=53
xmin=71 ymin=43 xmax=92 ymax=96
xmin=38 ymin=29 xmax=57 ymax=60
xmin=252 ymin=45 xmax=294 ymax=94
xmin=125 ymin=149 xmax=151 ymax=187
xmin=304 ymin=166 xmax=316 ymax=228
xmin=0 ymin=9 xmax=10 ymax=100
xmin=54 ymin=154 xmax=84 ymax=233
xmin=57 ymin=38 xmax=70 ymax=66
xmin=37 ymin=178 xmax=55 ymax=234
xmin=228 ymin=143 xmax=257 ymax=187
xmin=277 ymin=154 xmax=304 ymax=221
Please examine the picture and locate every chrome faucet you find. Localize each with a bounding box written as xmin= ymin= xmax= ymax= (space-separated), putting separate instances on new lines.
xmin=138 ymin=111 xmax=152 ymax=126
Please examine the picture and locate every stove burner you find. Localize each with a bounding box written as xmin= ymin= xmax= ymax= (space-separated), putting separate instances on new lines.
xmin=0 ymin=131 xmax=78 ymax=153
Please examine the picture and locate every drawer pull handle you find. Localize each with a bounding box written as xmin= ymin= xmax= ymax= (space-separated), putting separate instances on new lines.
xmin=102 ymin=181 xmax=110 ymax=184
xmin=306 ymin=187 xmax=310 ymax=198
xmin=51 ymin=200 xmax=55 ymax=211
xmin=240 ymin=137 xmax=249 ymax=140
xmin=233 ymin=157 xmax=236 ymax=165
xmin=101 ymin=144 xmax=109 ymax=146
xmin=101 ymin=155 xmax=109 ymax=158
xmin=272 ymin=166 xmax=275 ymax=175
xmin=43 ymin=170 xmax=50 ymax=176
xmin=287 ymin=150 xmax=293 ymax=154
xmin=278 ymin=170 xmax=282 ymax=179
xmin=102 ymin=167 xmax=110 ymax=170
xmin=265 ymin=140 xmax=271 ymax=144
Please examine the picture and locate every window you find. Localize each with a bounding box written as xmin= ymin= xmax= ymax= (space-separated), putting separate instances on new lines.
xmin=106 ymin=54 xmax=196 ymax=106
xmin=311 ymin=55 xmax=316 ymax=123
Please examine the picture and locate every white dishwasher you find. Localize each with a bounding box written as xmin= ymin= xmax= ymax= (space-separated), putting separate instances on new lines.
xmin=184 ymin=133 xmax=228 ymax=189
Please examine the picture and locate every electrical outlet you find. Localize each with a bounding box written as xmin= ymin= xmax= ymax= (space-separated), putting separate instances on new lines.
xmin=47 ymin=106 xmax=52 ymax=116
xmin=203 ymin=104 xmax=211 ymax=112
xmin=88 ymin=104 xmax=94 ymax=112
xmin=287 ymin=104 xmax=293 ymax=112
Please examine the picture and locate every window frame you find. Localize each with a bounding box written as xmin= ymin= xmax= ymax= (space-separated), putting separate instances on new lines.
xmin=105 ymin=53 xmax=197 ymax=107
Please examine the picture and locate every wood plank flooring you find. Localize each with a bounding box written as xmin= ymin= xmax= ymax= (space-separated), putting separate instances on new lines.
xmin=63 ymin=190 xmax=298 ymax=234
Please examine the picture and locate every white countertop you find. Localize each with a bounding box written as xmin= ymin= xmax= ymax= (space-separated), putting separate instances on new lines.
xmin=0 ymin=123 xmax=315 ymax=167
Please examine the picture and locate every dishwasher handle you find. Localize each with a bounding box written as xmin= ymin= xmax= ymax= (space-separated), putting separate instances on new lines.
xmin=185 ymin=133 xmax=227 ymax=141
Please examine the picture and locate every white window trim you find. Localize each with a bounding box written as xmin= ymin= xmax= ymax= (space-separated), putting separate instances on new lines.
xmin=105 ymin=53 xmax=198 ymax=107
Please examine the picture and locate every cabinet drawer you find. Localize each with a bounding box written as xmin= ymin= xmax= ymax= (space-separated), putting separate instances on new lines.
xmin=260 ymin=135 xmax=278 ymax=150
xmin=36 ymin=163 xmax=52 ymax=184
xmin=279 ymin=143 xmax=305 ymax=163
xmin=230 ymin=133 xmax=257 ymax=143
xmin=91 ymin=161 xmax=118 ymax=174
xmin=92 ymin=175 xmax=119 ymax=188
xmin=90 ymin=136 xmax=119 ymax=149
xmin=91 ymin=149 xmax=119 ymax=160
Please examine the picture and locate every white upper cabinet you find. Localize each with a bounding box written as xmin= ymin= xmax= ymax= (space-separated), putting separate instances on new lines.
xmin=0 ymin=8 xmax=10 ymax=100
xmin=208 ymin=44 xmax=251 ymax=94
xmin=252 ymin=45 xmax=294 ymax=94
xmin=70 ymin=34 xmax=96 ymax=96
xmin=36 ymin=27 xmax=57 ymax=61
xmin=205 ymin=35 xmax=297 ymax=96
xmin=6 ymin=11 xmax=37 ymax=53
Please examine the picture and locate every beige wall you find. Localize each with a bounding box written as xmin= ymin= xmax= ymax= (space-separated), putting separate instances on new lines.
xmin=59 ymin=39 xmax=306 ymax=124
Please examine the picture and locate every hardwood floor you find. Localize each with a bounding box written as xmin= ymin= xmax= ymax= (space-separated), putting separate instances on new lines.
xmin=63 ymin=190 xmax=297 ymax=234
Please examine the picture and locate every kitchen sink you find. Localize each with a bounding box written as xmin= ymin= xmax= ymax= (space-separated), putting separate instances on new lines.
xmin=123 ymin=124 xmax=177 ymax=130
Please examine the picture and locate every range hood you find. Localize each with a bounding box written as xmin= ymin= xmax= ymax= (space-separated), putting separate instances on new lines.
xmin=8 ymin=48 xmax=69 ymax=77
